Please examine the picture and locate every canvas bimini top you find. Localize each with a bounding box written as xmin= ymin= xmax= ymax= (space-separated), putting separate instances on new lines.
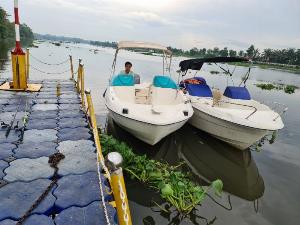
xmin=111 ymin=41 xmax=173 ymax=78
xmin=179 ymin=57 xmax=249 ymax=72
xmin=117 ymin=41 xmax=172 ymax=55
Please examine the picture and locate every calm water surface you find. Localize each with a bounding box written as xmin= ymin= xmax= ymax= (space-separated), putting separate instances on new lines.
xmin=1 ymin=42 xmax=300 ymax=225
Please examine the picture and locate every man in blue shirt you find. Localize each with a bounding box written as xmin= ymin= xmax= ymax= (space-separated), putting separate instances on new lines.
xmin=121 ymin=61 xmax=140 ymax=84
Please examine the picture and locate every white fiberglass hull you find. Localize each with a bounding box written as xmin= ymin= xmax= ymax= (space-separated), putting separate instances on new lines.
xmin=189 ymin=108 xmax=268 ymax=150
xmin=109 ymin=110 xmax=188 ymax=145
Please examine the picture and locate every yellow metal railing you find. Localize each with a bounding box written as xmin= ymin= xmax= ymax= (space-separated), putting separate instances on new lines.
xmin=75 ymin=63 xmax=132 ymax=225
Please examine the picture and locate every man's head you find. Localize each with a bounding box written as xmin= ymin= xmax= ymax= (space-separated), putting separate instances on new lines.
xmin=125 ymin=61 xmax=132 ymax=74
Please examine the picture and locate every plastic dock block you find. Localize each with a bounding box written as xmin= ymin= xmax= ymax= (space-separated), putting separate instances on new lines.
xmin=0 ymin=214 xmax=55 ymax=225
xmin=58 ymin=98 xmax=81 ymax=104
xmin=4 ymin=157 xmax=54 ymax=182
xmin=53 ymin=172 xmax=103 ymax=211
xmin=23 ymin=129 xmax=57 ymax=143
xmin=0 ymin=143 xmax=16 ymax=160
xmin=55 ymin=201 xmax=118 ymax=225
xmin=57 ymin=140 xmax=95 ymax=154
xmin=58 ymin=117 xmax=87 ymax=129
xmin=32 ymin=104 xmax=58 ymax=111
xmin=58 ymin=152 xmax=97 ymax=176
xmin=0 ymin=130 xmax=21 ymax=144
xmin=58 ymin=110 xmax=85 ymax=118
xmin=29 ymin=110 xmax=58 ymax=120
xmin=58 ymin=104 xmax=81 ymax=110
xmin=0 ymin=179 xmax=56 ymax=220
xmin=57 ymin=127 xmax=91 ymax=141
xmin=0 ymin=160 xmax=9 ymax=179
xmin=35 ymin=99 xmax=58 ymax=104
xmin=14 ymin=142 xmax=58 ymax=159
xmin=26 ymin=119 xmax=58 ymax=130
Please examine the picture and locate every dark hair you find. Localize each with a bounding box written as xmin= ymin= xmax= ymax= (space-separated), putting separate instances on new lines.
xmin=125 ymin=61 xmax=132 ymax=66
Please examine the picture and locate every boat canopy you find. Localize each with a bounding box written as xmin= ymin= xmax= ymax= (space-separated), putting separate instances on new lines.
xmin=179 ymin=57 xmax=249 ymax=72
xmin=117 ymin=41 xmax=172 ymax=55
xmin=111 ymin=41 xmax=173 ymax=78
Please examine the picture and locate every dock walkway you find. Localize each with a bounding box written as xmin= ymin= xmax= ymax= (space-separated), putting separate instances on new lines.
xmin=0 ymin=80 xmax=117 ymax=225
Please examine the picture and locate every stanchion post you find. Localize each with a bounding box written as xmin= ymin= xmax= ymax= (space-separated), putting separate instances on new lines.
xmin=77 ymin=59 xmax=82 ymax=93
xmin=80 ymin=64 xmax=85 ymax=109
xmin=69 ymin=55 xmax=74 ymax=80
xmin=85 ymin=89 xmax=104 ymax=158
xmin=111 ymin=168 xmax=133 ymax=225
xmin=26 ymin=48 xmax=29 ymax=79
xmin=10 ymin=0 xmax=27 ymax=90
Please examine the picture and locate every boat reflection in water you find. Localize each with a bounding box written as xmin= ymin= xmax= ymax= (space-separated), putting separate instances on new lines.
xmin=106 ymin=114 xmax=265 ymax=203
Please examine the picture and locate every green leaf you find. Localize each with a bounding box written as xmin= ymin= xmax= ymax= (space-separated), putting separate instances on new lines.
xmin=212 ymin=179 xmax=223 ymax=197
xmin=161 ymin=183 xmax=174 ymax=198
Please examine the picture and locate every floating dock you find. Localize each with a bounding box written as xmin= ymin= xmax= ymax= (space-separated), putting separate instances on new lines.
xmin=0 ymin=79 xmax=118 ymax=225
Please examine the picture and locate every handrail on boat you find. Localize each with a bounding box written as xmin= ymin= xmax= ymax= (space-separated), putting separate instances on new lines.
xmin=218 ymin=100 xmax=258 ymax=120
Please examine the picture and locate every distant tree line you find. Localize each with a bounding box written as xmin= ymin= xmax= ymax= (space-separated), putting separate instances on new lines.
xmin=34 ymin=33 xmax=117 ymax=49
xmin=167 ymin=45 xmax=300 ymax=66
xmin=0 ymin=7 xmax=34 ymax=41
xmin=90 ymin=41 xmax=117 ymax=48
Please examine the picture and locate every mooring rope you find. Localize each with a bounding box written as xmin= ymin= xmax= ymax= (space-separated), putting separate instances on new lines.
xmin=16 ymin=152 xmax=65 ymax=225
xmin=30 ymin=65 xmax=71 ymax=75
xmin=29 ymin=53 xmax=69 ymax=66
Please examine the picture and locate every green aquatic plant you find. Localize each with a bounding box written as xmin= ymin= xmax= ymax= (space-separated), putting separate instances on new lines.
xmin=209 ymin=70 xmax=220 ymax=75
xmin=100 ymin=134 xmax=223 ymax=215
xmin=284 ymin=85 xmax=297 ymax=94
xmin=255 ymin=83 xmax=276 ymax=90
xmin=251 ymin=130 xmax=278 ymax=151
xmin=256 ymin=83 xmax=298 ymax=94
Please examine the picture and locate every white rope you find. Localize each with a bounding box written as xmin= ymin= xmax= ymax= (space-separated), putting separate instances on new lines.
xmin=96 ymin=158 xmax=111 ymax=225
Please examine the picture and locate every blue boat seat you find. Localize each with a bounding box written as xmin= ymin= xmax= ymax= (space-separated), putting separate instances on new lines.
xmin=111 ymin=74 xmax=134 ymax=86
xmin=153 ymin=75 xmax=177 ymax=89
xmin=223 ymin=86 xmax=251 ymax=100
xmin=186 ymin=84 xmax=213 ymax=97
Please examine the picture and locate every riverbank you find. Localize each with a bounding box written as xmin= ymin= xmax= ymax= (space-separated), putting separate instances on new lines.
xmin=229 ymin=61 xmax=300 ymax=74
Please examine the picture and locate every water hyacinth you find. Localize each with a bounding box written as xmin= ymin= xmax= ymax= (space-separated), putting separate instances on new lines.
xmin=100 ymin=134 xmax=223 ymax=214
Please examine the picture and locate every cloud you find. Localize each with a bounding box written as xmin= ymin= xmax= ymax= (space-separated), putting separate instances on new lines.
xmin=1 ymin=0 xmax=299 ymax=49
xmin=127 ymin=11 xmax=172 ymax=26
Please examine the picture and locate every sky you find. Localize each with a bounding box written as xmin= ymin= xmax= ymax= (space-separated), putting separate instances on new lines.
xmin=1 ymin=0 xmax=300 ymax=50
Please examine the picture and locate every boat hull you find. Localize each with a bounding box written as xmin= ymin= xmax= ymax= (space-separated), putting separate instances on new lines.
xmin=189 ymin=108 xmax=268 ymax=150
xmin=109 ymin=110 xmax=188 ymax=145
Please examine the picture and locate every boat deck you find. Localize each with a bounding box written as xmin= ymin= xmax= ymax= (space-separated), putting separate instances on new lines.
xmin=0 ymin=80 xmax=117 ymax=225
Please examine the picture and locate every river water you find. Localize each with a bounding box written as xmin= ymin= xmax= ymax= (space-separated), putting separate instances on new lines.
xmin=0 ymin=42 xmax=300 ymax=225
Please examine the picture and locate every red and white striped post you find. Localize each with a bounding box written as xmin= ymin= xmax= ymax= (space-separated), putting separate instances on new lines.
xmin=11 ymin=0 xmax=27 ymax=90
xmin=13 ymin=0 xmax=24 ymax=54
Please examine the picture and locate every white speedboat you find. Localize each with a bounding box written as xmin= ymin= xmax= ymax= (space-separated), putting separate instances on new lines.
xmin=178 ymin=57 xmax=286 ymax=150
xmin=104 ymin=41 xmax=193 ymax=145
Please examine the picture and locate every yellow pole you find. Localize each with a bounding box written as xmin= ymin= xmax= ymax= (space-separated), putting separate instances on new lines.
xmin=77 ymin=59 xmax=82 ymax=93
xmin=69 ymin=55 xmax=74 ymax=80
xmin=26 ymin=48 xmax=29 ymax=79
xmin=11 ymin=52 xmax=27 ymax=90
xmin=80 ymin=64 xmax=85 ymax=109
xmin=111 ymin=168 xmax=133 ymax=225
xmin=85 ymin=89 xmax=102 ymax=155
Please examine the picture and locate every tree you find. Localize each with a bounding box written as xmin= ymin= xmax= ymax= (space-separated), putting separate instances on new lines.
xmin=0 ymin=7 xmax=34 ymax=42
xmin=246 ymin=45 xmax=255 ymax=58
xmin=238 ymin=50 xmax=244 ymax=57
xmin=229 ymin=50 xmax=237 ymax=57
xmin=219 ymin=47 xmax=229 ymax=57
